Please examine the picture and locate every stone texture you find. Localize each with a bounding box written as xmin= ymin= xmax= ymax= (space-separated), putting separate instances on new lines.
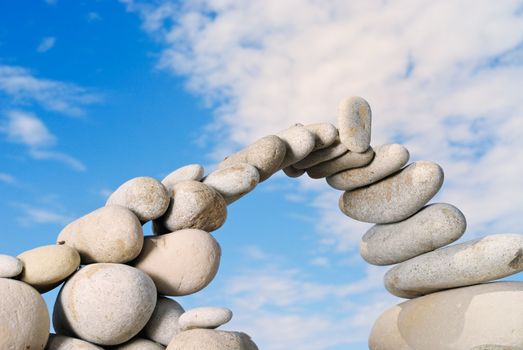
xmin=110 ymin=338 xmax=165 ymax=350
xmin=143 ymin=297 xmax=185 ymax=346
xmin=337 ymin=96 xmax=371 ymax=153
xmin=46 ymin=334 xmax=103 ymax=350
xmin=293 ymin=140 xmax=348 ymax=170
xmin=282 ymin=166 xmax=305 ymax=178
xmin=0 ymin=278 xmax=49 ymax=350
xmin=276 ymin=124 xmax=316 ymax=168
xmin=360 ymin=203 xmax=466 ymax=265
xmin=369 ymin=282 xmax=523 ymax=350
xmin=304 ymin=122 xmax=338 ymax=151
xmin=167 ymin=329 xmax=258 ymax=350
xmin=133 ymin=229 xmax=221 ymax=296
xmin=57 ymin=205 xmax=143 ymax=264
xmin=106 ymin=176 xmax=170 ymax=222
xmin=472 ymin=346 xmax=523 ymax=350
xmin=218 ymin=135 xmax=286 ymax=181
xmin=162 ymin=164 xmax=205 ymax=191
xmin=0 ymin=254 xmax=23 ymax=278
xmin=203 ymin=163 xmax=259 ymax=204
xmin=18 ymin=244 xmax=81 ymax=293
xmin=53 ymin=263 xmax=157 ymax=346
xmin=339 ymin=161 xmax=444 ymax=224
xmin=306 ymin=147 xmax=374 ymax=179
xmin=327 ymin=144 xmax=410 ymax=191
xmin=179 ymin=307 xmax=233 ymax=331
xmin=156 ymin=180 xmax=227 ymax=233
xmin=384 ymin=234 xmax=523 ymax=298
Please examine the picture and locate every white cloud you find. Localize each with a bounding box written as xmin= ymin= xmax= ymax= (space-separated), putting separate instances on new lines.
xmin=37 ymin=37 xmax=56 ymax=53
xmin=17 ymin=205 xmax=72 ymax=226
xmin=86 ymin=12 xmax=102 ymax=23
xmin=0 ymin=172 xmax=16 ymax=185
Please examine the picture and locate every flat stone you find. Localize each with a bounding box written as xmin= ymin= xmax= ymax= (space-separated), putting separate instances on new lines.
xmin=337 ymin=96 xmax=371 ymax=153
xmin=327 ymin=144 xmax=410 ymax=191
xmin=110 ymin=338 xmax=165 ymax=349
xmin=133 ymin=229 xmax=221 ymax=296
xmin=304 ymin=122 xmax=338 ymax=151
xmin=167 ymin=329 xmax=258 ymax=350
xmin=218 ymin=135 xmax=286 ymax=181
xmin=162 ymin=164 xmax=205 ymax=191
xmin=306 ymin=147 xmax=374 ymax=179
xmin=18 ymin=244 xmax=80 ymax=293
xmin=46 ymin=334 xmax=103 ymax=349
xmin=156 ymin=181 xmax=227 ymax=232
xmin=179 ymin=307 xmax=233 ymax=331
xmin=384 ymin=234 xmax=523 ymax=298
xmin=293 ymin=140 xmax=348 ymax=170
xmin=370 ymin=282 xmax=523 ymax=350
xmin=0 ymin=278 xmax=49 ymax=350
xmin=143 ymin=297 xmax=185 ymax=346
xmin=203 ymin=163 xmax=259 ymax=204
xmin=57 ymin=206 xmax=143 ymax=264
xmin=360 ymin=203 xmax=466 ymax=265
xmin=53 ymin=263 xmax=157 ymax=346
xmin=0 ymin=254 xmax=23 ymax=278
xmin=276 ymin=124 xmax=316 ymax=168
xmin=106 ymin=177 xmax=170 ymax=222
xmin=282 ymin=166 xmax=305 ymax=178
xmin=339 ymin=161 xmax=444 ymax=224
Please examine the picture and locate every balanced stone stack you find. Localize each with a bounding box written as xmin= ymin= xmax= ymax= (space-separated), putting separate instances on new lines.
xmin=0 ymin=96 xmax=521 ymax=350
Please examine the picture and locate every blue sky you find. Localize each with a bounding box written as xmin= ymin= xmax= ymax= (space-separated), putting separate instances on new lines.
xmin=1 ymin=1 xmax=523 ymax=349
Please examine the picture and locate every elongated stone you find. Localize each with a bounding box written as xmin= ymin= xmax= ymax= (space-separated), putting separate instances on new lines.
xmin=370 ymin=282 xmax=523 ymax=350
xmin=306 ymin=147 xmax=374 ymax=179
xmin=340 ymin=161 xmax=444 ymax=224
xmin=337 ymin=96 xmax=371 ymax=152
xmin=218 ymin=135 xmax=286 ymax=181
xmin=293 ymin=140 xmax=347 ymax=170
xmin=0 ymin=254 xmax=23 ymax=278
xmin=276 ymin=124 xmax=316 ymax=168
xmin=304 ymin=123 xmax=338 ymax=151
xmin=327 ymin=144 xmax=409 ymax=191
xmin=167 ymin=329 xmax=258 ymax=350
xmin=179 ymin=307 xmax=233 ymax=331
xmin=203 ymin=163 xmax=259 ymax=204
xmin=385 ymin=234 xmax=523 ymax=298
xmin=360 ymin=203 xmax=466 ymax=265
xmin=162 ymin=164 xmax=204 ymax=191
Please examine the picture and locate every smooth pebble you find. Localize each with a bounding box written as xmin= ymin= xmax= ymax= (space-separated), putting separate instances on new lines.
xmin=203 ymin=163 xmax=259 ymax=204
xmin=143 ymin=297 xmax=185 ymax=346
xmin=306 ymin=147 xmax=374 ymax=179
xmin=110 ymin=338 xmax=165 ymax=350
xmin=282 ymin=166 xmax=305 ymax=178
xmin=0 ymin=254 xmax=23 ymax=278
xmin=167 ymin=329 xmax=258 ymax=350
xmin=293 ymin=140 xmax=347 ymax=170
xmin=162 ymin=164 xmax=205 ymax=191
xmin=337 ymin=96 xmax=371 ymax=152
xmin=304 ymin=122 xmax=338 ymax=151
xmin=45 ymin=334 xmax=103 ymax=350
xmin=179 ymin=307 xmax=233 ymax=331
xmin=276 ymin=124 xmax=316 ymax=168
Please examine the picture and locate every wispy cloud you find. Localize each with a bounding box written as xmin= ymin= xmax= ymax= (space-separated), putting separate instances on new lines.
xmin=0 ymin=172 xmax=17 ymax=185
xmin=36 ymin=36 xmax=56 ymax=53
xmin=15 ymin=204 xmax=73 ymax=226
xmin=86 ymin=12 xmax=102 ymax=23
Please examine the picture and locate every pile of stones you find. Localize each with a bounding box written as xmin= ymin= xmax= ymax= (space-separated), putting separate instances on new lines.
xmin=1 ymin=96 xmax=522 ymax=350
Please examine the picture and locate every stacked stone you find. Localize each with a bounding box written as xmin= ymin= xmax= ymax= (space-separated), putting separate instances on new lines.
xmin=1 ymin=96 xmax=521 ymax=350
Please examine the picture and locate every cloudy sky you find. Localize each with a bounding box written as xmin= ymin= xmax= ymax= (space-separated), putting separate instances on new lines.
xmin=1 ymin=1 xmax=522 ymax=349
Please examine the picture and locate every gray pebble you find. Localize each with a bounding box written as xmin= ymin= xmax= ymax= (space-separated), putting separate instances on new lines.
xmin=337 ymin=96 xmax=371 ymax=153
xmin=218 ymin=135 xmax=286 ymax=181
xmin=293 ymin=140 xmax=348 ymax=170
xmin=106 ymin=177 xmax=170 ymax=222
xmin=162 ymin=164 xmax=205 ymax=191
xmin=304 ymin=122 xmax=338 ymax=151
xmin=384 ymin=234 xmax=523 ymax=298
xmin=167 ymin=329 xmax=258 ymax=350
xmin=327 ymin=144 xmax=410 ymax=191
xmin=339 ymin=161 xmax=444 ymax=224
xmin=143 ymin=297 xmax=185 ymax=346
xmin=179 ymin=307 xmax=233 ymax=331
xmin=360 ymin=203 xmax=466 ymax=265
xmin=276 ymin=124 xmax=316 ymax=168
xmin=282 ymin=166 xmax=305 ymax=178
xmin=203 ymin=163 xmax=259 ymax=204
xmin=306 ymin=147 xmax=374 ymax=179
xmin=0 ymin=254 xmax=23 ymax=278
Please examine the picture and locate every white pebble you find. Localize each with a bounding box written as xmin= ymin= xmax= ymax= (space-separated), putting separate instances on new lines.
xmin=276 ymin=124 xmax=316 ymax=168
xmin=0 ymin=254 xmax=23 ymax=278
xmin=304 ymin=122 xmax=338 ymax=151
xmin=337 ymin=96 xmax=372 ymax=152
xmin=162 ymin=164 xmax=204 ymax=191
xmin=306 ymin=147 xmax=374 ymax=179
xmin=179 ymin=307 xmax=233 ymax=331
xmin=203 ymin=163 xmax=259 ymax=204
xmin=143 ymin=297 xmax=185 ymax=346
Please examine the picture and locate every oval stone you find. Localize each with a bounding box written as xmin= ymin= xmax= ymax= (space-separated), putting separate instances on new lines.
xmin=360 ymin=203 xmax=466 ymax=265
xmin=304 ymin=122 xmax=338 ymax=151
xmin=339 ymin=161 xmax=444 ymax=224
xmin=203 ymin=163 xmax=259 ymax=204
xmin=143 ymin=297 xmax=185 ymax=346
xmin=293 ymin=140 xmax=347 ymax=170
xmin=327 ymin=144 xmax=410 ymax=191
xmin=276 ymin=124 xmax=316 ymax=168
xmin=133 ymin=229 xmax=221 ymax=296
xmin=156 ymin=181 xmax=227 ymax=232
xmin=218 ymin=135 xmax=286 ymax=181
xmin=53 ymin=263 xmax=157 ymax=345
xmin=110 ymin=338 xmax=165 ymax=350
xmin=179 ymin=307 xmax=233 ymax=331
xmin=385 ymin=234 xmax=523 ymax=298
xmin=337 ymin=96 xmax=371 ymax=153
xmin=167 ymin=329 xmax=258 ymax=350
xmin=0 ymin=278 xmax=49 ymax=350
xmin=162 ymin=164 xmax=205 ymax=192
xmin=18 ymin=244 xmax=80 ymax=293
xmin=46 ymin=334 xmax=103 ymax=350
xmin=106 ymin=177 xmax=170 ymax=222
xmin=282 ymin=166 xmax=305 ymax=178
xmin=0 ymin=254 xmax=23 ymax=278
xmin=370 ymin=282 xmax=523 ymax=350
xmin=57 ymin=206 xmax=143 ymax=264
xmin=306 ymin=147 xmax=374 ymax=179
